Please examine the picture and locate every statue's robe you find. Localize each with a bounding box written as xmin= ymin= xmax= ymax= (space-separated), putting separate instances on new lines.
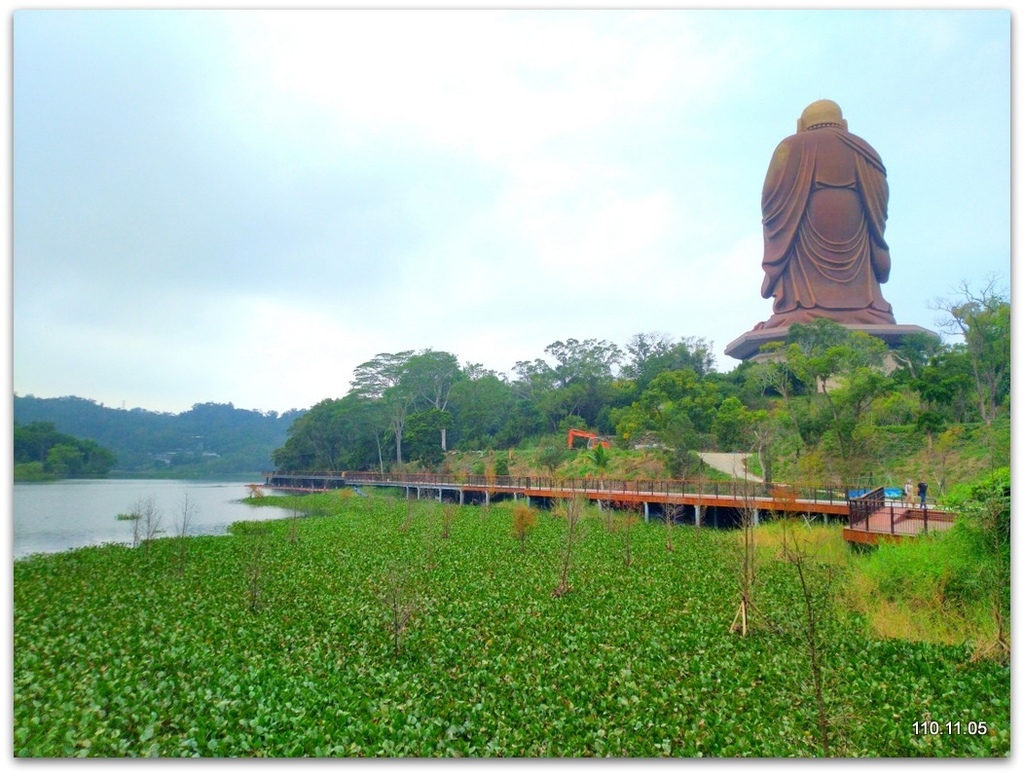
xmin=759 ymin=125 xmax=896 ymax=328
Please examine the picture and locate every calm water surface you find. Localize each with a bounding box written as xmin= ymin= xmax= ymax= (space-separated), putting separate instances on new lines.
xmin=12 ymin=479 xmax=295 ymax=560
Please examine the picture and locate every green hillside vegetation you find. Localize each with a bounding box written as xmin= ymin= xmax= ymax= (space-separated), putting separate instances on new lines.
xmin=13 ymin=421 xmax=117 ymax=480
xmin=15 ymin=285 xmax=1006 ymax=489
xmin=273 ymin=285 xmax=1009 ymax=498
xmin=13 ymin=396 xmax=303 ymax=477
xmin=13 ymin=474 xmax=1009 ymax=757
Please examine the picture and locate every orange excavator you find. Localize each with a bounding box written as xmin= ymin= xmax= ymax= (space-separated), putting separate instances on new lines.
xmin=567 ymin=428 xmax=611 ymax=450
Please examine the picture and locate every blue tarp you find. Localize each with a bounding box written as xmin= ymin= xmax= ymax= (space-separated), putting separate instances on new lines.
xmin=849 ymin=488 xmax=904 ymax=499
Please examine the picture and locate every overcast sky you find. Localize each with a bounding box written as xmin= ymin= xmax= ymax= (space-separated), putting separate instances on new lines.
xmin=9 ymin=4 xmax=1012 ymax=415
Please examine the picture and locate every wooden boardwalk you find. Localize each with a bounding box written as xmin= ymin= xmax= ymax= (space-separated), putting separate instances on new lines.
xmin=260 ymin=471 xmax=952 ymax=539
xmin=843 ymin=504 xmax=955 ymax=545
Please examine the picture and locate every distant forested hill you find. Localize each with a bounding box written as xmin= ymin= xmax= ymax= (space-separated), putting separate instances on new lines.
xmin=13 ymin=395 xmax=306 ymax=476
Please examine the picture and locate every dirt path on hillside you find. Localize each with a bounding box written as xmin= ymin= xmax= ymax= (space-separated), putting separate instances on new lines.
xmin=699 ymin=452 xmax=763 ymax=483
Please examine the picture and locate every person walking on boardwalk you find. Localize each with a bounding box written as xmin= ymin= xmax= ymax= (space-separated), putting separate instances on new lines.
xmin=903 ymin=479 xmax=913 ymax=507
xmin=917 ymin=481 xmax=928 ymax=508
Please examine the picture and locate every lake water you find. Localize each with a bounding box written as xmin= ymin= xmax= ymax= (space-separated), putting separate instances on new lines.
xmin=12 ymin=479 xmax=296 ymax=560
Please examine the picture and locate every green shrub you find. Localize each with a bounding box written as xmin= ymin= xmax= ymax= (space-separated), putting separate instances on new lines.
xmin=493 ymin=455 xmax=510 ymax=477
xmin=13 ymin=461 xmax=51 ymax=481
xmin=852 ymin=467 xmax=1010 ymax=657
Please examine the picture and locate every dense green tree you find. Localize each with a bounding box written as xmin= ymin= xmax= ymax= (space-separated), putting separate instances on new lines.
xmin=869 ymin=387 xmax=919 ymax=426
xmin=888 ymin=331 xmax=943 ymax=385
xmin=565 ymin=339 xmax=619 ymax=415
xmin=912 ymin=348 xmax=976 ymax=425
xmin=537 ymin=383 xmax=587 ymax=432
xmin=659 ymin=413 xmax=703 ymax=478
xmin=13 ymin=420 xmax=61 ymax=462
xmin=45 ymin=443 xmax=85 ymax=477
xmin=774 ymin=322 xmax=895 ymax=469
xmin=745 ymin=342 xmax=811 ymax=448
xmin=351 ymin=351 xmax=417 ymax=465
xmin=14 ymin=420 xmax=117 ymax=478
xmin=544 ymin=338 xmax=623 ymax=389
xmin=448 ymin=367 xmax=516 ymax=449
xmin=511 ymin=359 xmax=559 ymax=430
xmin=495 ymin=396 xmax=546 ymax=449
xmin=403 ymin=350 xmax=463 ymax=451
xmin=404 ymin=350 xmax=462 ymax=409
xmin=711 ymin=397 xmax=748 ymax=451
xmin=511 ymin=338 xmax=622 ymax=431
xmin=786 ymin=318 xmax=855 ymax=360
xmin=933 ymin=279 xmax=1010 ymax=426
xmin=272 ymin=395 xmax=381 ymax=472
xmin=622 ymin=332 xmax=716 ymax=393
xmin=610 ymin=368 xmax=720 ymax=450
xmin=403 ymin=409 xmax=453 ymax=467
xmin=79 ymin=439 xmax=117 ymax=476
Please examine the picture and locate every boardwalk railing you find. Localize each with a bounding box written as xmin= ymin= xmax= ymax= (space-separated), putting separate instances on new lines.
xmin=847 ymin=486 xmax=955 ymax=538
xmin=263 ymin=470 xmax=850 ymax=507
xmin=848 ymin=486 xmax=886 ymax=529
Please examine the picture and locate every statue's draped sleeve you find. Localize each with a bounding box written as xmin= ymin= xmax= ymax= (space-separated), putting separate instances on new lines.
xmin=840 ymin=132 xmax=891 ymax=283
xmin=759 ymin=136 xmax=814 ymax=300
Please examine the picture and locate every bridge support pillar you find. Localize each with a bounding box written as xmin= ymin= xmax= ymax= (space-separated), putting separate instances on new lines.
xmin=459 ymin=490 xmax=464 ymax=505
xmin=405 ymin=486 xmax=411 ymax=500
xmin=694 ymin=504 xmax=702 ymax=528
xmin=643 ymin=502 xmax=649 ymax=523
xmin=485 ymin=491 xmax=490 ymax=507
xmin=754 ymin=508 xmax=760 ymax=527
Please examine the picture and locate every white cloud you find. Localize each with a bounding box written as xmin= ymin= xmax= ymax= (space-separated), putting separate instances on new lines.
xmin=218 ymin=10 xmax=740 ymax=166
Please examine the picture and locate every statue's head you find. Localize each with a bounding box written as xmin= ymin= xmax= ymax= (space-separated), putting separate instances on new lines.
xmin=797 ymin=99 xmax=848 ymax=132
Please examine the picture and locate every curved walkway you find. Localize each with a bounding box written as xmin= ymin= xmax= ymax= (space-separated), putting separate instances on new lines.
xmin=699 ymin=452 xmax=763 ymax=483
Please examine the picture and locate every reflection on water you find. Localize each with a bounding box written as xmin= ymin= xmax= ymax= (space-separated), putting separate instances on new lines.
xmin=13 ymin=479 xmax=295 ymax=560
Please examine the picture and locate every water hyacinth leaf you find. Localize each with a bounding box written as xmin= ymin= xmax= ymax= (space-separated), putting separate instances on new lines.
xmin=13 ymin=494 xmax=1011 ymax=757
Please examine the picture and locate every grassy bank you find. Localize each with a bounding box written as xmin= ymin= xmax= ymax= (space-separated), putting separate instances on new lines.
xmin=14 ymin=492 xmax=1009 ymax=757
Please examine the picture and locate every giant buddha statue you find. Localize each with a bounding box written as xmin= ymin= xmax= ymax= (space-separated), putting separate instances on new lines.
xmin=756 ymin=99 xmax=896 ymax=329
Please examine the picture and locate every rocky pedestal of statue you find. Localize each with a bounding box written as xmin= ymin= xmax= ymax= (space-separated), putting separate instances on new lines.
xmin=727 ymin=99 xmax=936 ymax=361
